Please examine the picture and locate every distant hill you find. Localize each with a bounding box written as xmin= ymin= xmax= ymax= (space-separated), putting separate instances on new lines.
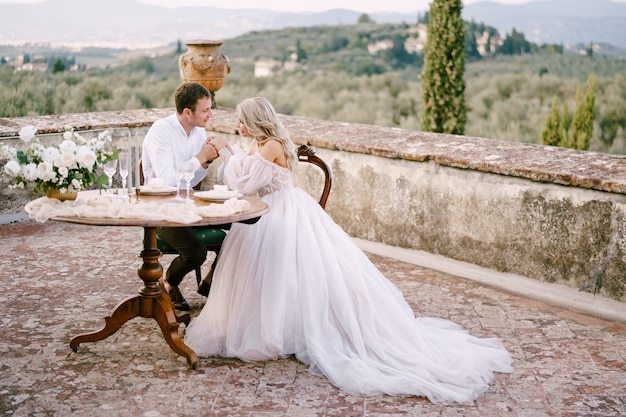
xmin=0 ymin=0 xmax=624 ymax=49
xmin=0 ymin=0 xmax=416 ymax=49
xmin=463 ymin=0 xmax=626 ymax=49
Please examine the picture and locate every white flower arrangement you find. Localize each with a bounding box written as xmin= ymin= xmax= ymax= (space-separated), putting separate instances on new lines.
xmin=2 ymin=125 xmax=117 ymax=195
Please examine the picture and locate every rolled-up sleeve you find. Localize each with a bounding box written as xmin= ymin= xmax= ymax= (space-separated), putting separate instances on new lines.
xmin=142 ymin=116 xmax=208 ymax=187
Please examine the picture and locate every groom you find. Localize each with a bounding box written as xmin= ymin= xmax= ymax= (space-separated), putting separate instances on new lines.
xmin=141 ymin=82 xmax=219 ymax=310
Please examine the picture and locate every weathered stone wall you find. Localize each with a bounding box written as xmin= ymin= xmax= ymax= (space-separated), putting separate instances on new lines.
xmin=1 ymin=108 xmax=625 ymax=302
xmin=320 ymin=150 xmax=626 ymax=302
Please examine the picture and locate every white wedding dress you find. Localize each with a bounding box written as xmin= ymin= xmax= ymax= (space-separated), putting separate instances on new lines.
xmin=184 ymin=148 xmax=513 ymax=404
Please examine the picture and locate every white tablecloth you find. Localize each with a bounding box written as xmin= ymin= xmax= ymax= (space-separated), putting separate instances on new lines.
xmin=25 ymin=195 xmax=250 ymax=224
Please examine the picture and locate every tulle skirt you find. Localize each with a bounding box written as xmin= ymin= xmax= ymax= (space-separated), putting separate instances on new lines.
xmin=184 ymin=187 xmax=513 ymax=403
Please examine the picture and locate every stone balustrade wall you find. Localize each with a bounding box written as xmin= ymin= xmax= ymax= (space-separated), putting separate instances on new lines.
xmin=2 ymin=108 xmax=625 ymax=302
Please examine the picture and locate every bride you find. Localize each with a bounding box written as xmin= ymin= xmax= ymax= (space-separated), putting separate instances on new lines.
xmin=184 ymin=97 xmax=513 ymax=404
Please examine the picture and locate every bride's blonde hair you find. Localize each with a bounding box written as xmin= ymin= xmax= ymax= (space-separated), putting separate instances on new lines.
xmin=236 ymin=97 xmax=298 ymax=172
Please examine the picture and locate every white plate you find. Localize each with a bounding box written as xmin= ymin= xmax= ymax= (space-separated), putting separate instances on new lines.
xmin=194 ymin=190 xmax=242 ymax=202
xmin=139 ymin=186 xmax=178 ymax=195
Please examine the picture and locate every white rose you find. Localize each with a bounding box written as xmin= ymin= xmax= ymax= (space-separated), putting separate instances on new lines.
xmin=31 ymin=142 xmax=46 ymax=155
xmin=90 ymin=138 xmax=105 ymax=151
xmin=57 ymin=152 xmax=77 ymax=168
xmin=63 ymin=131 xmax=73 ymax=140
xmin=76 ymin=145 xmax=96 ymax=169
xmin=41 ymin=146 xmax=61 ymax=163
xmin=4 ymin=160 xmax=21 ymax=177
xmin=58 ymin=139 xmax=77 ymax=153
xmin=98 ymin=131 xmax=112 ymax=142
xmin=19 ymin=125 xmax=37 ymax=143
xmin=22 ymin=163 xmax=38 ymax=181
xmin=73 ymin=133 xmax=88 ymax=145
xmin=1 ymin=145 xmax=17 ymax=159
xmin=57 ymin=166 xmax=69 ymax=178
xmin=37 ymin=162 xmax=56 ymax=182
xmin=71 ymin=178 xmax=81 ymax=190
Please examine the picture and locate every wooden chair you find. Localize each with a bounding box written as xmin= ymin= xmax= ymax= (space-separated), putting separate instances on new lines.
xmin=297 ymin=144 xmax=332 ymax=209
xmin=140 ymin=144 xmax=332 ymax=287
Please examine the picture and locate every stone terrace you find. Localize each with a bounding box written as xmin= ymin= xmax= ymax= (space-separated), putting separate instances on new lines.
xmin=1 ymin=219 xmax=625 ymax=416
xmin=1 ymin=109 xmax=626 ymax=416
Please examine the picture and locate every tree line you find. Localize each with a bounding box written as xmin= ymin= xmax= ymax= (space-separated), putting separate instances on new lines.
xmin=1 ymin=2 xmax=624 ymax=154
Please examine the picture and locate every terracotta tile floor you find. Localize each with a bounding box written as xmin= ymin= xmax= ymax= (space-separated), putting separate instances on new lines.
xmin=1 ymin=220 xmax=625 ymax=416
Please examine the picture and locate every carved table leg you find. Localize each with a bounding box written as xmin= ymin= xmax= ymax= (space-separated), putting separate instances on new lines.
xmin=70 ymin=296 xmax=141 ymax=351
xmin=70 ymin=226 xmax=198 ymax=368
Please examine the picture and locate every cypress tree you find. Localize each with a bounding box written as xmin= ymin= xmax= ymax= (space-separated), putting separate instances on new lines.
xmin=570 ymin=83 xmax=585 ymax=149
xmin=541 ymin=74 xmax=596 ymax=151
xmin=420 ymin=0 xmax=467 ymax=134
xmin=561 ymin=100 xmax=571 ymax=146
xmin=582 ymin=74 xmax=596 ymax=149
xmin=570 ymin=74 xmax=596 ymax=150
xmin=542 ymin=98 xmax=561 ymax=147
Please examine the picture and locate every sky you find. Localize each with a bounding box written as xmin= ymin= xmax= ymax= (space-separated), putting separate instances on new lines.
xmin=1 ymin=0 xmax=625 ymax=13
xmin=3 ymin=0 xmax=624 ymax=14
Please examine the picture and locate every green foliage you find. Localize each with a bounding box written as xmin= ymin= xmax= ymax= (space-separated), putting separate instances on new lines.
xmin=420 ymin=0 xmax=467 ymax=134
xmin=221 ymin=23 xmax=419 ymax=75
xmin=0 ymin=56 xmax=181 ymax=117
xmin=539 ymin=44 xmax=563 ymax=54
xmin=131 ymin=57 xmax=155 ymax=74
xmin=465 ymin=28 xmax=481 ymax=60
xmin=358 ymin=13 xmax=375 ymax=24
xmin=570 ymin=74 xmax=596 ymax=150
xmin=499 ymin=29 xmax=532 ymax=55
xmin=52 ymin=58 xmax=65 ymax=74
xmin=541 ymin=74 xmax=597 ymax=150
xmin=1 ymin=23 xmax=625 ymax=155
xmin=295 ymin=39 xmax=307 ymax=62
xmin=381 ymin=34 xmax=422 ymax=69
xmin=542 ymin=98 xmax=563 ymax=146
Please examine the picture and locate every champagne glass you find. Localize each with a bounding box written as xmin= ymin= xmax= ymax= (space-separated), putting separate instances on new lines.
xmin=182 ymin=160 xmax=195 ymax=202
xmin=118 ymin=152 xmax=129 ymax=193
xmin=172 ymin=157 xmax=185 ymax=202
xmin=103 ymin=159 xmax=117 ymax=193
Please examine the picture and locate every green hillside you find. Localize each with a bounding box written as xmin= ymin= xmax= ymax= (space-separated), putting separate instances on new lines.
xmin=1 ymin=21 xmax=625 ymax=154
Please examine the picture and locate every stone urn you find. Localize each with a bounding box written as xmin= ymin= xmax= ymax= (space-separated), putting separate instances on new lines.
xmin=178 ymin=40 xmax=231 ymax=108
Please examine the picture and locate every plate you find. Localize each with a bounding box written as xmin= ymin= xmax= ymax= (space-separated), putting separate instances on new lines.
xmin=194 ymin=190 xmax=242 ymax=202
xmin=139 ymin=186 xmax=178 ymax=195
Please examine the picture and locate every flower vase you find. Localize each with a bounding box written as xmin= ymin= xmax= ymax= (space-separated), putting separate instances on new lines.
xmin=178 ymin=40 xmax=230 ymax=108
xmin=46 ymin=188 xmax=78 ymax=201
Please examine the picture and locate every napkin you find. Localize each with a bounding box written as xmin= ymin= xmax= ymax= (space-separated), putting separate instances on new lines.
xmin=196 ymin=197 xmax=250 ymax=217
xmin=147 ymin=178 xmax=168 ymax=189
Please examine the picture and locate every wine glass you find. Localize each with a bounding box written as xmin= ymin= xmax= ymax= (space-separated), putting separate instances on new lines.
xmin=103 ymin=159 xmax=117 ymax=193
xmin=118 ymin=152 xmax=129 ymax=193
xmin=182 ymin=160 xmax=195 ymax=202
xmin=172 ymin=158 xmax=185 ymax=202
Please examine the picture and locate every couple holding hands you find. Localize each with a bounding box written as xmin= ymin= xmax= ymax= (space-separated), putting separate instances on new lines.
xmin=141 ymin=82 xmax=512 ymax=404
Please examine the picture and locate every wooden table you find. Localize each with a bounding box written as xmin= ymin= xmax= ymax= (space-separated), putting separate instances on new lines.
xmin=26 ymin=190 xmax=269 ymax=368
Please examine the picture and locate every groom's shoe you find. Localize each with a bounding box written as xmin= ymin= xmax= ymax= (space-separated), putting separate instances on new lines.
xmin=197 ymin=268 xmax=214 ymax=297
xmin=159 ymin=278 xmax=191 ymax=311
